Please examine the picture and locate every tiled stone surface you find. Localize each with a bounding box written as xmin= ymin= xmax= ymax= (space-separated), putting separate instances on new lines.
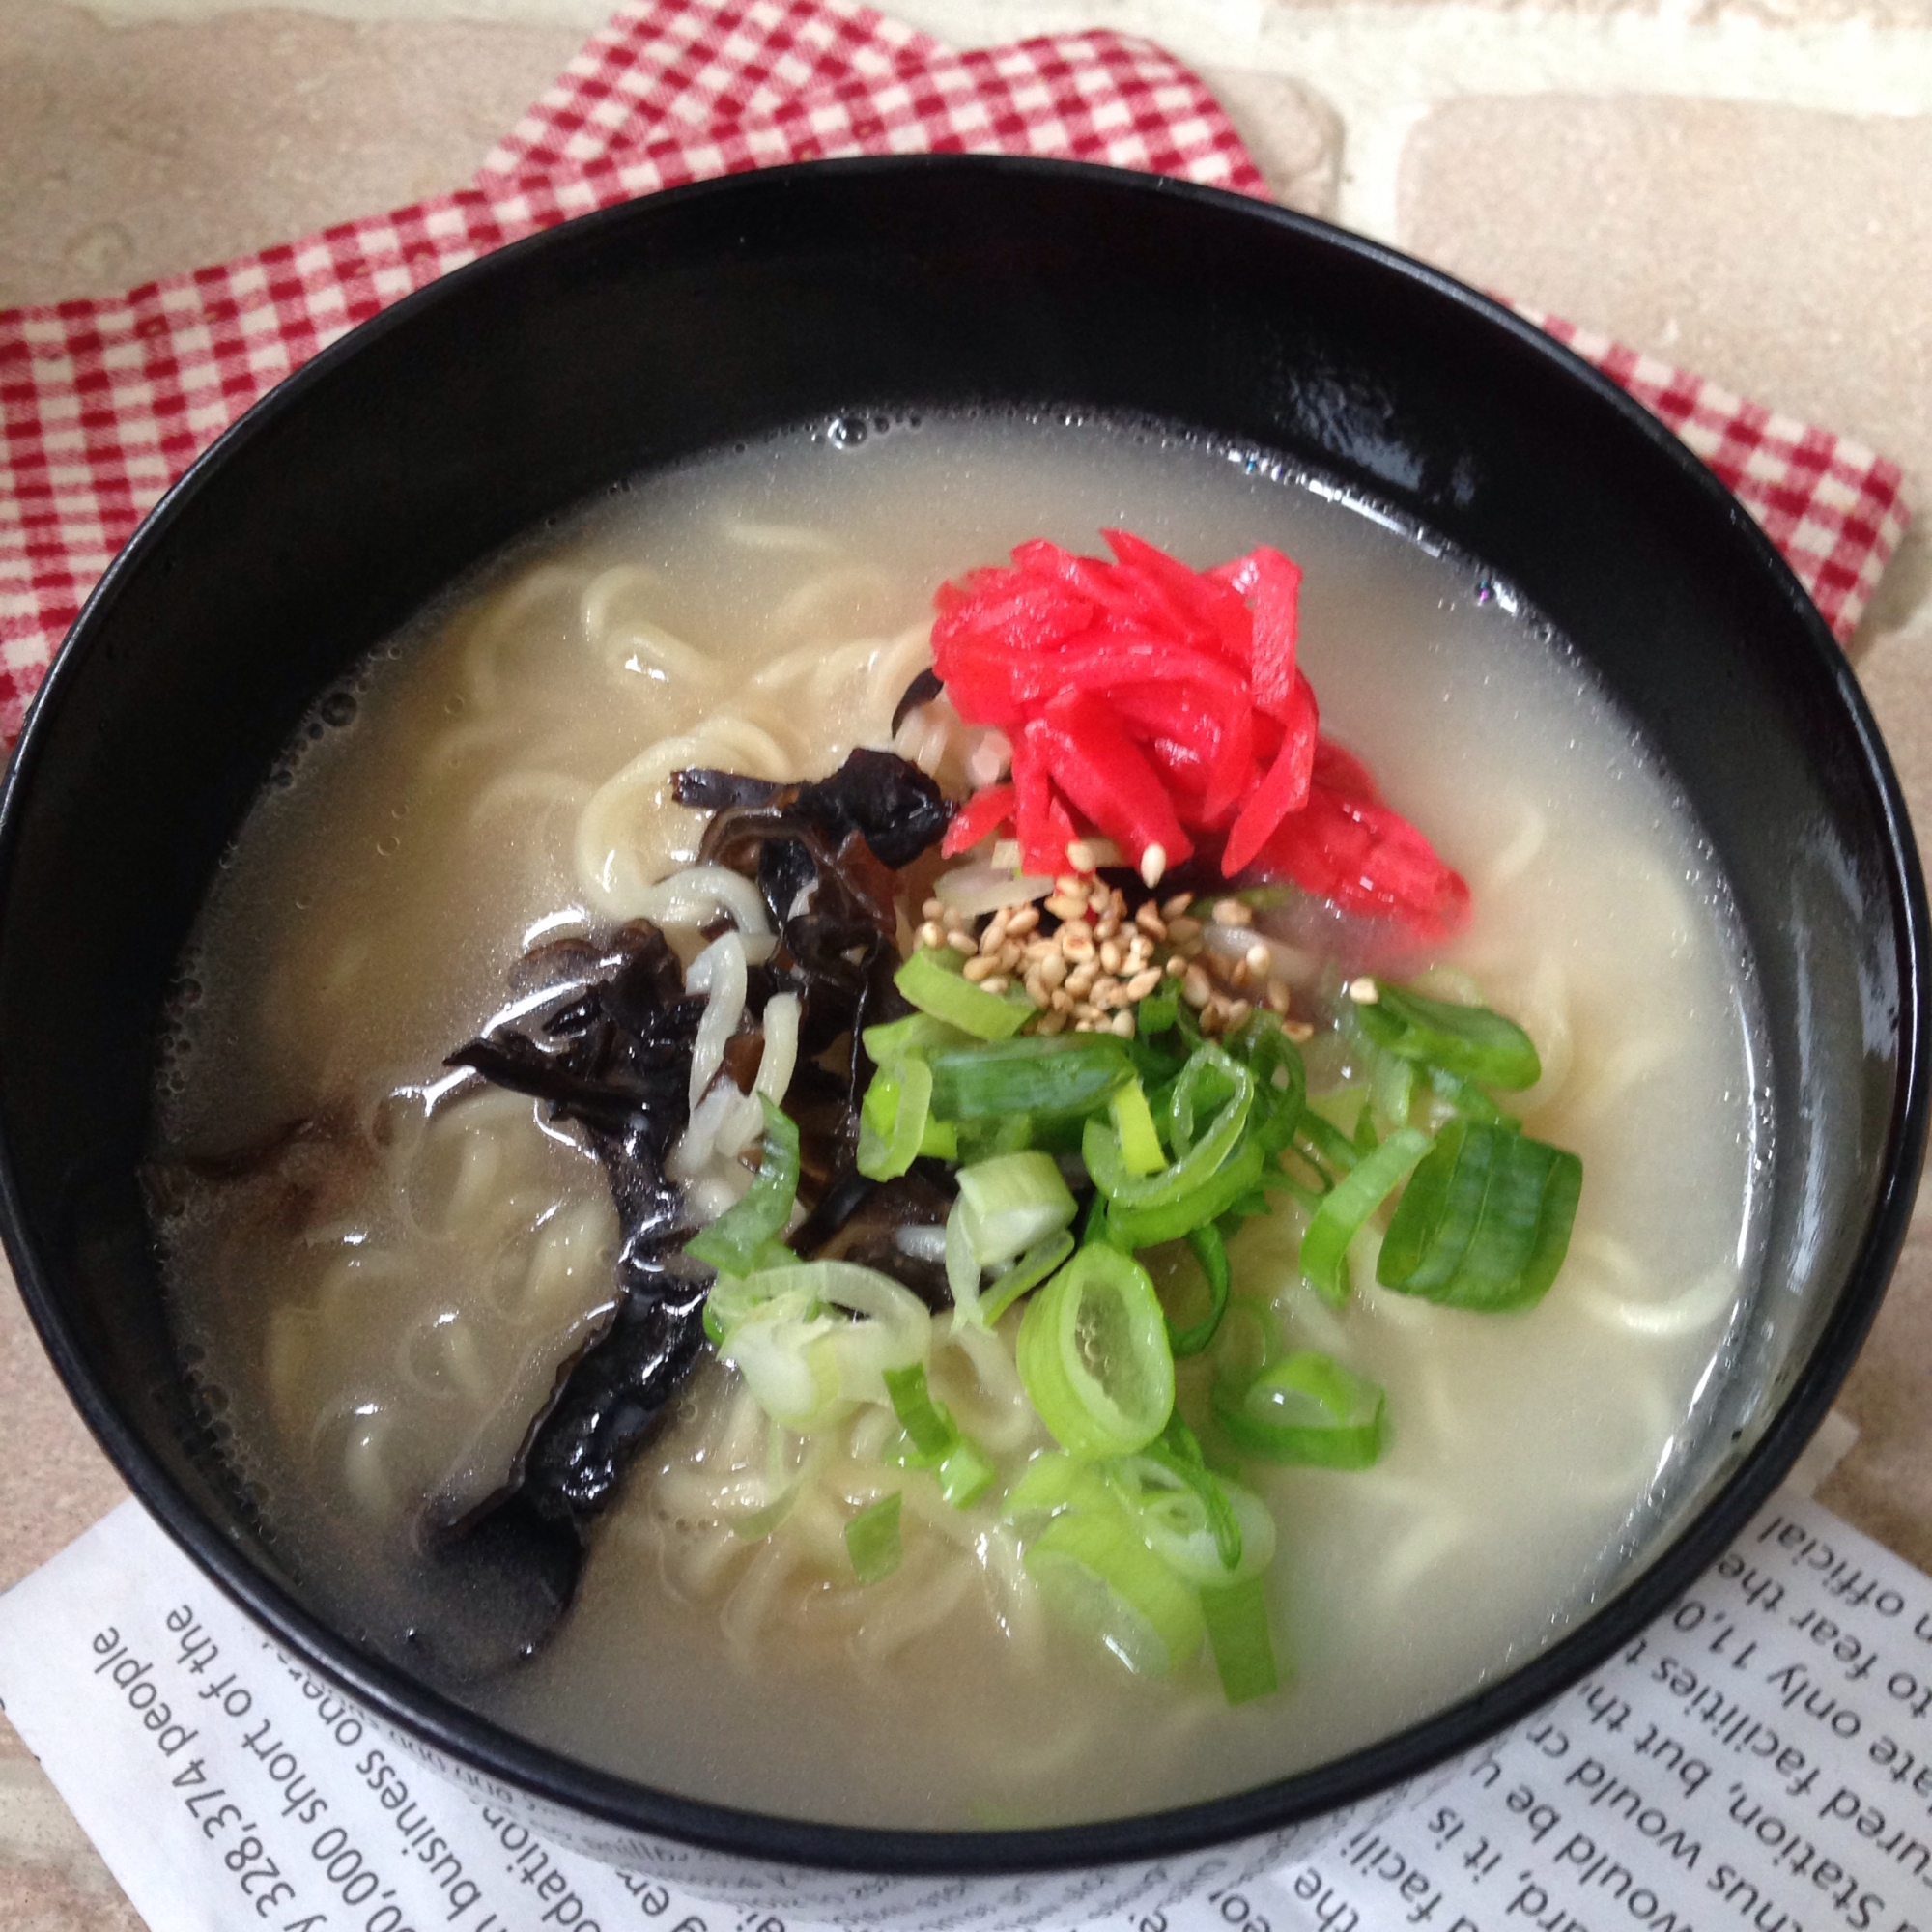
xmin=1398 ymin=95 xmax=1932 ymax=642
xmin=0 ymin=1264 xmax=129 ymax=1597
xmin=0 ymin=1 xmax=582 ymax=307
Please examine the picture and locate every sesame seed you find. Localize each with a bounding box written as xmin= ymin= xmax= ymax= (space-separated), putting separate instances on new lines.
xmin=1065 ymin=964 xmax=1098 ymax=999
xmin=1160 ymin=893 xmax=1194 ymax=920
xmin=1094 ymin=914 xmax=1122 ymax=944
xmin=1051 ymin=988 xmax=1074 ymax=1014
xmin=1182 ymin=965 xmax=1212 ymax=1009
xmin=1165 ymin=955 xmax=1188 ymax=980
xmin=1044 ymin=893 xmax=1088 ymax=922
xmin=1135 ymin=903 xmax=1168 ymax=941
xmin=1166 ymin=916 xmax=1202 ymax=943
xmin=1091 ymin=977 xmax=1122 ymax=1011
xmin=1024 ymin=969 xmax=1049 ymax=1009
xmin=1098 ymin=939 xmax=1123 ymax=975
xmin=1348 ymin=976 xmax=1379 ymax=1004
xmin=1139 ymin=843 xmax=1167 ymax=889
xmin=917 ymin=921 xmax=945 ymax=951
xmin=1265 ymin=978 xmax=1293 ymax=1014
xmin=1284 ymin=1019 xmax=1316 ymax=1043
xmin=1060 ymin=925 xmax=1095 ymax=964
xmin=1006 ymin=906 xmax=1040 ymax=937
xmin=1065 ymin=838 xmax=1101 ymax=874
xmin=947 ymin=930 xmax=979 ymax=957
xmin=1212 ymin=898 xmax=1253 ymax=928
xmin=921 ymin=897 xmax=945 ymax=921
xmin=1037 ymin=952 xmax=1067 ymax=990
xmin=1246 ymin=942 xmax=1272 ymax=976
xmin=1125 ymin=967 xmax=1162 ymax=1000
xmin=1226 ymin=998 xmax=1254 ymax=1030
xmin=1037 ymin=1010 xmax=1067 ymax=1035
xmin=1110 ymin=1009 xmax=1136 ymax=1037
xmin=981 ymin=976 xmax=1009 ymax=995
xmin=962 ymin=954 xmax=999 ymax=982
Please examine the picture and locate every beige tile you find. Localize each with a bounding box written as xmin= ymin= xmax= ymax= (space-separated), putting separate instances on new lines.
xmin=0 ymin=0 xmax=582 ymax=307
xmin=1202 ymin=66 xmax=1342 ymax=215
xmin=0 ymin=1863 xmax=144 ymax=1932
xmin=0 ymin=1265 xmax=128 ymax=1597
xmin=1398 ymin=97 xmax=1932 ymax=642
xmin=1261 ymin=0 xmax=1932 ymax=18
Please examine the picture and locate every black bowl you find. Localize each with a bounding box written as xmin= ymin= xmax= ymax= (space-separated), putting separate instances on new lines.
xmin=1 ymin=156 xmax=1924 ymax=1928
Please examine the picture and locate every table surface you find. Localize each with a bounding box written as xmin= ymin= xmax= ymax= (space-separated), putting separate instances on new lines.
xmin=3 ymin=1 xmax=1930 ymax=1922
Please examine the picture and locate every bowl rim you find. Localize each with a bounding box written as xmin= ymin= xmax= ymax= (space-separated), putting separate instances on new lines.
xmin=3 ymin=150 xmax=1926 ymax=1878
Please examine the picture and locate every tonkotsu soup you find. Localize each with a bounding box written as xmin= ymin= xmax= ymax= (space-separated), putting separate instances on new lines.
xmin=151 ymin=412 xmax=1766 ymax=1831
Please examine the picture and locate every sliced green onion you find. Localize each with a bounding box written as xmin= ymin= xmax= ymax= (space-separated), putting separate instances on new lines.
xmin=1427 ymin=1063 xmax=1514 ymax=1127
xmin=1005 ymin=1451 xmax=1119 ymax=1519
xmin=957 ymin=1151 xmax=1078 ymax=1266
xmin=1112 ymin=1436 xmax=1273 ymax=1583
xmin=1201 ymin=1577 xmax=1282 ymax=1704
xmin=1232 ymin=1014 xmax=1306 ymax=1154
xmin=1370 ymin=1047 xmax=1417 ymax=1127
xmin=1298 ymin=1124 xmax=1432 ymax=1306
xmin=858 ymin=1055 xmax=935 ymax=1181
xmin=945 ymin=1201 xmax=982 ymax=1322
xmin=1352 ymin=1100 xmax=1378 ymax=1157
xmin=1017 ymin=1243 xmax=1175 ymax=1460
xmin=684 ymin=1098 xmax=800 ymax=1275
xmin=933 ymin=1438 xmax=996 ymax=1507
xmin=1357 ymin=980 xmax=1542 ymax=1091
xmin=882 ymin=1362 xmax=998 ymax=1508
xmin=845 ymin=1493 xmax=904 ymax=1582
xmin=862 ymin=1012 xmax=977 ymax=1063
xmin=1023 ymin=1507 xmax=1205 ymax=1675
xmin=1295 ymin=1109 xmax=1360 ymax=1178
xmin=1166 ymin=1044 xmax=1245 ymax=1158
xmin=719 ymin=1289 xmax=845 ymax=1432
xmin=980 ymin=1228 xmax=1076 ymax=1326
xmin=1378 ymin=1120 xmax=1582 ymax=1310
xmin=883 ymin=1361 xmax=955 ymax=1460
xmin=1167 ymin=1224 xmax=1231 ymax=1356
xmin=928 ymin=1034 xmax=1133 ymax=1120
xmin=1084 ymin=1048 xmax=1253 ymax=1213
xmin=1137 ymin=985 xmax=1179 ymax=1036
xmin=1110 ymin=1078 xmax=1167 ymax=1177
xmin=895 ymin=946 xmax=1031 ymax=1041
xmin=1105 ymin=1138 xmax=1264 ymax=1250
xmin=1215 ymin=1351 xmax=1388 ymax=1468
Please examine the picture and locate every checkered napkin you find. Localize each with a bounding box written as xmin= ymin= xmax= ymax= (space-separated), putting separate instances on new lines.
xmin=0 ymin=0 xmax=1911 ymax=753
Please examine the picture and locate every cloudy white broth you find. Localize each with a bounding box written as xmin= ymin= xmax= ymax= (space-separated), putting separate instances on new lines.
xmin=152 ymin=412 xmax=1766 ymax=1830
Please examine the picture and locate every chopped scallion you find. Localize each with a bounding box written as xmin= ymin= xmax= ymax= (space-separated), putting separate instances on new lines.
xmin=857 ymin=1055 xmax=935 ymax=1180
xmin=1201 ymin=1576 xmax=1281 ymax=1704
xmin=1357 ymin=980 xmax=1542 ymax=1091
xmin=957 ymin=1151 xmax=1078 ymax=1267
xmin=1023 ymin=1507 xmax=1205 ymax=1676
xmin=1167 ymin=1224 xmax=1231 ymax=1356
xmin=1214 ymin=1351 xmax=1388 ymax=1468
xmin=1297 ymin=1125 xmax=1431 ymax=1305
xmin=895 ymin=946 xmax=1032 ymax=1041
xmin=1016 ymin=1243 xmax=1175 ymax=1460
xmin=845 ymin=1493 xmax=904 ymax=1582
xmin=1110 ymin=1078 xmax=1167 ymax=1176
xmin=929 ymin=1034 xmax=1133 ymax=1120
xmin=1378 ymin=1120 xmax=1581 ymax=1310
xmin=684 ymin=1098 xmax=801 ymax=1276
xmin=980 ymin=1228 xmax=1076 ymax=1325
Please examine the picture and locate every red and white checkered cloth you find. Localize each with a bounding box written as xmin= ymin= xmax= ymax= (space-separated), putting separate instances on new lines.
xmin=0 ymin=0 xmax=1911 ymax=752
